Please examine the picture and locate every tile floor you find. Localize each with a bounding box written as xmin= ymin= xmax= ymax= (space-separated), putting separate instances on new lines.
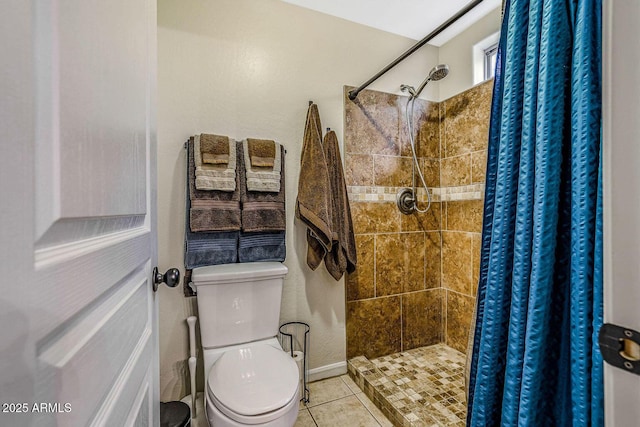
xmin=295 ymin=375 xmax=393 ymax=427
xmin=189 ymin=344 xmax=465 ymax=427
xmin=348 ymin=344 xmax=467 ymax=427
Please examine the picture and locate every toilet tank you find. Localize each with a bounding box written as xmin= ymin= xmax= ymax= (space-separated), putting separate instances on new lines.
xmin=192 ymin=262 xmax=288 ymax=349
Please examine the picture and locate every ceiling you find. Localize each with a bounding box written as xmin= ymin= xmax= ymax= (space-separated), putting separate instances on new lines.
xmin=280 ymin=0 xmax=501 ymax=46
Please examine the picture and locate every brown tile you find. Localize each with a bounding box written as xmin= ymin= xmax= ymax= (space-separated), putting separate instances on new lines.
xmin=471 ymin=150 xmax=488 ymax=184
xmin=345 ymin=87 xmax=400 ymax=156
xmin=345 ymin=154 xmax=374 ymax=186
xmin=376 ymin=233 xmax=425 ymax=295
xmin=374 ymin=156 xmax=413 ymax=187
xmin=350 ymin=201 xmax=401 ymax=234
xmin=441 ymin=232 xmax=472 ymax=294
xmin=403 ymin=233 xmax=426 ymax=292
xmin=442 ymin=80 xmax=493 ymax=157
xmin=400 ymin=98 xmax=440 ymax=159
xmin=471 ymin=233 xmax=482 ymax=297
xmin=347 ymin=297 xmax=402 ymax=359
xmin=376 ymin=236 xmax=404 ymax=295
xmin=425 ymin=232 xmax=441 ymax=289
xmin=346 ymin=234 xmax=375 ymax=301
xmin=420 ymin=158 xmax=441 ymax=188
xmin=440 ymin=155 xmax=471 ymax=187
xmin=402 ymin=289 xmax=443 ymax=350
xmin=401 ymin=201 xmax=441 ymax=232
xmin=446 ymin=291 xmax=475 ymax=354
xmin=445 ymin=200 xmax=484 ymax=233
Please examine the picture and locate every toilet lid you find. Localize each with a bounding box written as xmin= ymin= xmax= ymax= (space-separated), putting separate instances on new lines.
xmin=208 ymin=344 xmax=299 ymax=417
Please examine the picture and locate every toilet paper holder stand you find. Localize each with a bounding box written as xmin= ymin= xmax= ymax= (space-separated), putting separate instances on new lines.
xmin=278 ymin=321 xmax=310 ymax=404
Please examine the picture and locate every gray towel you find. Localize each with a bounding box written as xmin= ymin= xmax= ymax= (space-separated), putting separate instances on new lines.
xmin=238 ymin=231 xmax=286 ymax=263
xmin=322 ymin=130 xmax=357 ymax=280
xmin=295 ymin=103 xmax=333 ymax=270
xmin=188 ymin=137 xmax=241 ymax=232
xmin=239 ymin=144 xmax=286 ymax=232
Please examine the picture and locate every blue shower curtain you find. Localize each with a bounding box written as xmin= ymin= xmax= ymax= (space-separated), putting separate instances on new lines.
xmin=467 ymin=0 xmax=603 ymax=425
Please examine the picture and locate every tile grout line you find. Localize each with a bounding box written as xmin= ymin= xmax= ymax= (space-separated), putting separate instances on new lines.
xmin=353 ymin=392 xmax=385 ymax=427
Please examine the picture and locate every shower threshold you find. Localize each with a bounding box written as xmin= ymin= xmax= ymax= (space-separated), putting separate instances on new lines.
xmin=347 ymin=344 xmax=467 ymax=427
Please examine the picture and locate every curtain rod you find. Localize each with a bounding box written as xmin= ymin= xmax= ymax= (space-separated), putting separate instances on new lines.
xmin=348 ymin=0 xmax=484 ymax=101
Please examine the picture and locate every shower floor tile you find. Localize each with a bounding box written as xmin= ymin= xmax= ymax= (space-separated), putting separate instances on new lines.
xmin=348 ymin=344 xmax=467 ymax=427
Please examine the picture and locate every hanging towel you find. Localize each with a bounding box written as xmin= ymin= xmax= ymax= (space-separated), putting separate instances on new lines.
xmin=238 ymin=231 xmax=286 ymax=263
xmin=322 ymin=130 xmax=357 ymax=280
xmin=248 ymin=138 xmax=276 ymax=167
xmin=194 ymin=134 xmax=237 ymax=192
xmin=242 ymin=139 xmax=282 ymax=192
xmin=295 ymin=103 xmax=333 ymax=270
xmin=184 ymin=142 xmax=238 ymax=268
xmin=238 ymin=142 xmax=286 ymax=262
xmin=188 ymin=137 xmax=241 ymax=232
xmin=200 ymin=133 xmax=230 ymax=165
xmin=239 ymin=143 xmax=286 ymax=232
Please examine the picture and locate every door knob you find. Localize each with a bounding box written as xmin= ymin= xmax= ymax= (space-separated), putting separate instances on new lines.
xmin=153 ymin=267 xmax=180 ymax=292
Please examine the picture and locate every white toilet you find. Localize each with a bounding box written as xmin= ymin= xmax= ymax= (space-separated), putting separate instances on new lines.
xmin=192 ymin=262 xmax=299 ymax=427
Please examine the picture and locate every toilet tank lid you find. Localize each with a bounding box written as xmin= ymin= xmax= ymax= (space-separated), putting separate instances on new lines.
xmin=192 ymin=262 xmax=288 ymax=285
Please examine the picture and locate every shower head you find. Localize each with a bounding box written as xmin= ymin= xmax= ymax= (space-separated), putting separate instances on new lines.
xmin=428 ymin=64 xmax=449 ymax=81
xmin=410 ymin=63 xmax=450 ymax=99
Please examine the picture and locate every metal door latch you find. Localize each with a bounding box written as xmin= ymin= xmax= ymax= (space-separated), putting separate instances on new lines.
xmin=598 ymin=323 xmax=640 ymax=375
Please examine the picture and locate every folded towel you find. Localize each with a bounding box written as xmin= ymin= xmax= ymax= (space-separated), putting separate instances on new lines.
xmin=295 ymin=103 xmax=333 ymax=270
xmin=194 ymin=134 xmax=236 ymax=192
xmin=238 ymin=231 xmax=286 ymax=262
xmin=322 ymin=130 xmax=357 ymax=280
xmin=200 ymin=133 xmax=230 ymax=165
xmin=184 ymin=144 xmax=239 ymax=268
xmin=242 ymin=139 xmax=282 ymax=192
xmin=184 ymin=229 xmax=239 ymax=268
xmin=239 ymin=143 xmax=286 ymax=232
xmin=188 ymin=137 xmax=241 ymax=231
xmin=248 ymin=138 xmax=276 ymax=168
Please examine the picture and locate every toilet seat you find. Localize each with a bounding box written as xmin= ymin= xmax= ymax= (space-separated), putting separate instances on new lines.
xmin=207 ymin=344 xmax=299 ymax=424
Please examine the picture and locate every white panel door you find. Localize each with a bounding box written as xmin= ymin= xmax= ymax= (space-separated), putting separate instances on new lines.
xmin=603 ymin=0 xmax=640 ymax=425
xmin=0 ymin=0 xmax=159 ymax=426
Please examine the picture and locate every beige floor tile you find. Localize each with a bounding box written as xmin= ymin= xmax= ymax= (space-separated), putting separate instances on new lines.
xmin=294 ymin=408 xmax=317 ymax=427
xmin=355 ymin=393 xmax=393 ymax=427
xmin=340 ymin=374 xmax=362 ymax=394
xmin=307 ymin=377 xmax=354 ymax=407
xmin=309 ymin=395 xmax=380 ymax=427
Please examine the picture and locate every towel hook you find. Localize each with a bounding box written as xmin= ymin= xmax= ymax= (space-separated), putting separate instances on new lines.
xmin=308 ymin=100 xmax=313 ymax=106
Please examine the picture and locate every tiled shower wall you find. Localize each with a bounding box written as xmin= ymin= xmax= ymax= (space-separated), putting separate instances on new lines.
xmin=344 ymin=80 xmax=493 ymax=359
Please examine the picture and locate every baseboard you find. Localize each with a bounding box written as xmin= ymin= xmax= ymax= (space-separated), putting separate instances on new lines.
xmin=307 ymin=361 xmax=347 ymax=383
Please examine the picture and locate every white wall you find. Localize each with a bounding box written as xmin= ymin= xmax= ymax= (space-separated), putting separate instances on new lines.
xmin=438 ymin=7 xmax=502 ymax=101
xmin=157 ymin=0 xmax=438 ymax=401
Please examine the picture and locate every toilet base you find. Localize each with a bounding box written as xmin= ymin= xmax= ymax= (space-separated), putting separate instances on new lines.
xmin=205 ymin=389 xmax=299 ymax=427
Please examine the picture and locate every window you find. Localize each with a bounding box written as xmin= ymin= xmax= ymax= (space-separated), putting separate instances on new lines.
xmin=484 ymin=43 xmax=498 ymax=80
xmin=473 ymin=32 xmax=500 ymax=85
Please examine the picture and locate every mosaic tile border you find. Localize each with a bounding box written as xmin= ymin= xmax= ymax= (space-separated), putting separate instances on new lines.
xmin=347 ymin=184 xmax=484 ymax=203
xmin=348 ymin=344 xmax=467 ymax=427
